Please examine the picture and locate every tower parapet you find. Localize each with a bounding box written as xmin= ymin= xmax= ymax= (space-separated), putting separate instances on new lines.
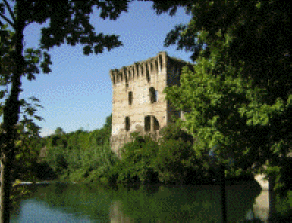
xmin=109 ymin=51 xmax=168 ymax=85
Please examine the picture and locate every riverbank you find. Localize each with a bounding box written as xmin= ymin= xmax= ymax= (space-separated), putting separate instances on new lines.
xmin=12 ymin=180 xmax=77 ymax=186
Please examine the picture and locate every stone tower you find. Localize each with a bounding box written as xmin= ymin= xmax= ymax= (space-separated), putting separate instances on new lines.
xmin=109 ymin=51 xmax=192 ymax=156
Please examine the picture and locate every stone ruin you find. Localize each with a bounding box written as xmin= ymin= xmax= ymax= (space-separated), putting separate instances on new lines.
xmin=109 ymin=51 xmax=192 ymax=157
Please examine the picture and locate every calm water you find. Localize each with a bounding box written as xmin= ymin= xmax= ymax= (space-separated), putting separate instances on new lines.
xmin=10 ymin=182 xmax=266 ymax=222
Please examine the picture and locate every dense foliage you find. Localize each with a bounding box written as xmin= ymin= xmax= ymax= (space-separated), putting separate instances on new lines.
xmin=152 ymin=0 xmax=291 ymax=196
xmin=43 ymin=115 xmax=258 ymax=186
xmin=43 ymin=114 xmax=117 ymax=183
xmin=105 ymin=123 xmax=251 ymax=186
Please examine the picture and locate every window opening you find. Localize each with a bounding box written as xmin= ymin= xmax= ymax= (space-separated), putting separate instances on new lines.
xmin=125 ymin=117 xmax=130 ymax=131
xmin=159 ymin=55 xmax=163 ymax=71
xmin=149 ymin=87 xmax=156 ymax=103
xmin=128 ymin=91 xmax=133 ymax=105
xmin=153 ymin=116 xmax=159 ymax=130
xmin=144 ymin=116 xmax=150 ymax=131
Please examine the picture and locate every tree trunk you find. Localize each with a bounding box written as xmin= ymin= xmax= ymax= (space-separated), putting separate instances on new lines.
xmin=220 ymin=164 xmax=227 ymax=223
xmin=0 ymin=152 xmax=15 ymax=223
xmin=0 ymin=1 xmax=25 ymax=221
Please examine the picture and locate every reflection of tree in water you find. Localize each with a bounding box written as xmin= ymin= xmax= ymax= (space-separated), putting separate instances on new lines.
xmin=29 ymin=183 xmax=112 ymax=221
xmin=53 ymin=182 xmax=69 ymax=194
xmin=241 ymin=218 xmax=264 ymax=223
xmin=10 ymin=184 xmax=40 ymax=217
xmin=226 ymin=183 xmax=261 ymax=222
xmin=143 ymin=184 xmax=160 ymax=195
xmin=114 ymin=184 xmax=261 ymax=222
xmin=12 ymin=182 xmax=263 ymax=222
xmin=109 ymin=200 xmax=134 ymax=223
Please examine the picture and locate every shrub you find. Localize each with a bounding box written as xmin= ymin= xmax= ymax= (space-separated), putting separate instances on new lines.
xmin=153 ymin=139 xmax=198 ymax=184
xmin=116 ymin=134 xmax=159 ymax=184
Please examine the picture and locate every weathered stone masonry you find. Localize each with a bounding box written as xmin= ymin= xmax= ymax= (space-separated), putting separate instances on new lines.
xmin=109 ymin=51 xmax=192 ymax=156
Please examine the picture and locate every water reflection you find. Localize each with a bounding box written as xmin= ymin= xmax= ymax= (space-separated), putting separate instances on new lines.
xmin=253 ymin=190 xmax=269 ymax=221
xmin=112 ymin=184 xmax=261 ymax=222
xmin=11 ymin=199 xmax=93 ymax=223
xmin=110 ymin=201 xmax=133 ymax=223
xmin=11 ymin=182 xmax=266 ymax=222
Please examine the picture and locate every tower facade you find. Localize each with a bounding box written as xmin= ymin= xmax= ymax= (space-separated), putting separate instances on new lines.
xmin=109 ymin=51 xmax=191 ymax=156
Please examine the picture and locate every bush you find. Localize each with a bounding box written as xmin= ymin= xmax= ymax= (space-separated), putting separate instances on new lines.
xmin=112 ymin=126 xmax=214 ymax=185
xmin=153 ymin=139 xmax=198 ymax=184
xmin=35 ymin=162 xmax=57 ymax=180
xmin=116 ymin=134 xmax=159 ymax=184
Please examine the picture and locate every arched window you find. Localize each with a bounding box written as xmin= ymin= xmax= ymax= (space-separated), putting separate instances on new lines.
xmin=128 ymin=91 xmax=133 ymax=105
xmin=144 ymin=115 xmax=159 ymax=132
xmin=125 ymin=117 xmax=130 ymax=131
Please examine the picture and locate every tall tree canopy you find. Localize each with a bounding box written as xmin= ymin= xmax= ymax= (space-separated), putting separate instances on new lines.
xmin=152 ymin=0 xmax=291 ymax=193
xmin=0 ymin=1 xmax=129 ymax=221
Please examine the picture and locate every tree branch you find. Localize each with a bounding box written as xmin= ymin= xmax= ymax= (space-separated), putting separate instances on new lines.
xmin=3 ymin=0 xmax=15 ymax=23
xmin=0 ymin=12 xmax=14 ymax=27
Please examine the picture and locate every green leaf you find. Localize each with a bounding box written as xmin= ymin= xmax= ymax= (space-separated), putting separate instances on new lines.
xmin=83 ymin=45 xmax=92 ymax=55
xmin=34 ymin=115 xmax=43 ymax=121
xmin=0 ymin=90 xmax=6 ymax=99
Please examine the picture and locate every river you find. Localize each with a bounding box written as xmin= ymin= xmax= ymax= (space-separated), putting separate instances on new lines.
xmin=9 ymin=182 xmax=278 ymax=222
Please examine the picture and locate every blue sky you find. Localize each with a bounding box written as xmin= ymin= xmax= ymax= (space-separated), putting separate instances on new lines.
xmin=18 ymin=1 xmax=193 ymax=136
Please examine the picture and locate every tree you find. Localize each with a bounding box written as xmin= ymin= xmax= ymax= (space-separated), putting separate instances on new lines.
xmin=88 ymin=114 xmax=112 ymax=146
xmin=154 ymin=139 xmax=197 ymax=184
xmin=10 ymin=123 xmax=44 ymax=182
xmin=152 ymin=0 xmax=291 ymax=196
xmin=0 ymin=22 xmax=46 ymax=222
xmin=0 ymin=1 xmax=129 ymax=221
xmin=54 ymin=127 xmax=65 ymax=136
